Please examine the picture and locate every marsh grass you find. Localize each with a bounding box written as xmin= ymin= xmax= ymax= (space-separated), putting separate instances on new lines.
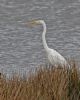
xmin=0 ymin=61 xmax=80 ymax=100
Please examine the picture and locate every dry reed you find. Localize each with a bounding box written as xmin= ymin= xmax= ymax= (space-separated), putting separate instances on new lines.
xmin=0 ymin=61 xmax=80 ymax=100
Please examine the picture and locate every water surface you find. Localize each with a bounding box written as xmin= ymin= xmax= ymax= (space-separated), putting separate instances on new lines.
xmin=0 ymin=0 xmax=80 ymax=76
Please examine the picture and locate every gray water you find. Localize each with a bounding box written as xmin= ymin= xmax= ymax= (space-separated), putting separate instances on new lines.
xmin=0 ymin=0 xmax=80 ymax=77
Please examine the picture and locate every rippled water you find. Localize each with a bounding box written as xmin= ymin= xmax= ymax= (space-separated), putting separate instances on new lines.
xmin=0 ymin=0 xmax=80 ymax=76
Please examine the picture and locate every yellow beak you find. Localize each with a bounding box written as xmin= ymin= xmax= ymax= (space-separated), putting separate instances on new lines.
xmin=26 ymin=20 xmax=37 ymax=27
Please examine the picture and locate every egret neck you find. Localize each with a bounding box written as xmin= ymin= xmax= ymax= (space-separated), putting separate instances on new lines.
xmin=40 ymin=20 xmax=49 ymax=52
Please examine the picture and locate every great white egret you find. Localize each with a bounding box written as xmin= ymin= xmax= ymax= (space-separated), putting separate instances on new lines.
xmin=27 ymin=20 xmax=69 ymax=67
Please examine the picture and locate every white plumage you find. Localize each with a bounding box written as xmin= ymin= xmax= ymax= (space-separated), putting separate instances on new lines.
xmin=28 ymin=20 xmax=69 ymax=67
xmin=46 ymin=48 xmax=67 ymax=66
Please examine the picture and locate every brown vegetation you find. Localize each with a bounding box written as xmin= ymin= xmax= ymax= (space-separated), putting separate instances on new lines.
xmin=0 ymin=61 xmax=80 ymax=100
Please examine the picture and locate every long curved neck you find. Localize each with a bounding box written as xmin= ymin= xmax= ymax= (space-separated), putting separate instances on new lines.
xmin=41 ymin=21 xmax=49 ymax=51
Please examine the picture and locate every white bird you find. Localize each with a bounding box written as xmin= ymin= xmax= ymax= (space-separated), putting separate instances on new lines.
xmin=27 ymin=20 xmax=69 ymax=67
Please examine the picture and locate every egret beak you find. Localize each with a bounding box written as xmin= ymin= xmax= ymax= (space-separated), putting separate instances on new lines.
xmin=26 ymin=20 xmax=37 ymax=27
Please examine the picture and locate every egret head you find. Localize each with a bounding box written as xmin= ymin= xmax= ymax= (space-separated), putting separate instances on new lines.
xmin=26 ymin=19 xmax=44 ymax=27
